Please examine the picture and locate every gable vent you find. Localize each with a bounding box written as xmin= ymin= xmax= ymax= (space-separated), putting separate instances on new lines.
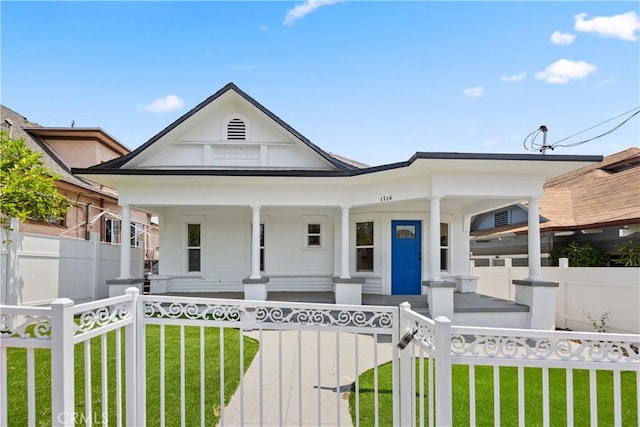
xmin=494 ymin=210 xmax=510 ymax=227
xmin=227 ymin=118 xmax=246 ymax=140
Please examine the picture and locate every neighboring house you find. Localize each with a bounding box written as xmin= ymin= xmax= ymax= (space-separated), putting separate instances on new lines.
xmin=470 ymin=148 xmax=640 ymax=266
xmin=1 ymin=105 xmax=159 ymax=263
xmin=72 ymin=83 xmax=601 ymax=311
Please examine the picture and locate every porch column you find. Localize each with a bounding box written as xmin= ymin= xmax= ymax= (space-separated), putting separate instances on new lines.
xmin=250 ymin=205 xmax=261 ymax=279
xmin=340 ymin=206 xmax=350 ymax=279
xmin=118 ymin=204 xmax=132 ymax=280
xmin=527 ymin=196 xmax=542 ymax=280
xmin=429 ymin=197 xmax=441 ymax=281
xmin=424 ymin=197 xmax=455 ymax=320
xmin=512 ymin=196 xmax=558 ymax=329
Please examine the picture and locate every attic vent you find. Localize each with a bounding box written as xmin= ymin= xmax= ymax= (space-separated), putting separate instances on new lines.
xmin=227 ymin=118 xmax=246 ymax=140
xmin=494 ymin=210 xmax=510 ymax=227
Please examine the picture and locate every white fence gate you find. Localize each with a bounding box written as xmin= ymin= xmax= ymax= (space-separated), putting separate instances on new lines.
xmin=2 ymin=289 xmax=638 ymax=426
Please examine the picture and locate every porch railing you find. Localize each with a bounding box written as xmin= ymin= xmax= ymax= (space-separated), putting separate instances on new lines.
xmin=2 ymin=289 xmax=638 ymax=426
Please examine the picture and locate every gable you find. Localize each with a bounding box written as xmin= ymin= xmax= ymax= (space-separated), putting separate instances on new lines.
xmin=471 ymin=204 xmax=535 ymax=232
xmin=123 ymin=84 xmax=344 ymax=171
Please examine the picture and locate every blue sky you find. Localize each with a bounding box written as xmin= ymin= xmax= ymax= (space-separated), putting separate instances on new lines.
xmin=2 ymin=1 xmax=639 ymax=166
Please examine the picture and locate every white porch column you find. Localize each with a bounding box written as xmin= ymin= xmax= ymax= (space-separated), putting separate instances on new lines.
xmin=527 ymin=197 xmax=542 ymax=280
xmin=250 ymin=205 xmax=261 ymax=279
xmin=340 ymin=206 xmax=350 ymax=279
xmin=429 ymin=197 xmax=442 ymax=281
xmin=118 ymin=204 xmax=132 ymax=280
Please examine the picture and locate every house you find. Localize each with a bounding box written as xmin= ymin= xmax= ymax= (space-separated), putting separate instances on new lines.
xmin=470 ymin=147 xmax=640 ymax=266
xmin=1 ymin=105 xmax=159 ymax=264
xmin=72 ymin=83 xmax=602 ymax=328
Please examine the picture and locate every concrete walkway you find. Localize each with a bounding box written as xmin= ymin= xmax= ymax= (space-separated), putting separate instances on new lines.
xmin=221 ymin=330 xmax=394 ymax=426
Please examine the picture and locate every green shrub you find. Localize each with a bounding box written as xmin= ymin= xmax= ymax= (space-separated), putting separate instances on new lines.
xmin=615 ymin=239 xmax=640 ymax=267
xmin=549 ymin=240 xmax=610 ymax=267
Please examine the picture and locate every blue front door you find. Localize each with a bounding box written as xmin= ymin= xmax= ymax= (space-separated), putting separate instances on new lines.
xmin=391 ymin=220 xmax=422 ymax=295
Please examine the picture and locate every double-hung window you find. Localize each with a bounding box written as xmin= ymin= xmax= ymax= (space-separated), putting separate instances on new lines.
xmin=307 ymin=223 xmax=321 ymax=247
xmin=260 ymin=224 xmax=265 ymax=271
xmin=187 ymin=223 xmax=201 ymax=272
xmin=356 ymin=221 xmax=374 ymax=272
xmin=440 ymin=222 xmax=449 ymax=271
xmin=105 ymin=218 xmax=120 ymax=244
xmin=130 ymin=223 xmax=143 ymax=248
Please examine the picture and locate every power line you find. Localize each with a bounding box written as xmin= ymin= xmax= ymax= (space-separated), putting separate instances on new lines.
xmin=523 ymin=106 xmax=640 ymax=154
xmin=551 ymin=108 xmax=639 ymax=149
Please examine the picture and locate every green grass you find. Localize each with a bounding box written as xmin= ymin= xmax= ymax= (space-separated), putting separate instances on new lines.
xmin=350 ymin=361 xmax=639 ymax=426
xmin=6 ymin=325 xmax=259 ymax=426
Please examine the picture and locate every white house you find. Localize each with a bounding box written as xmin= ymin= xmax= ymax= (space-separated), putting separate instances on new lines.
xmin=73 ymin=83 xmax=601 ymax=327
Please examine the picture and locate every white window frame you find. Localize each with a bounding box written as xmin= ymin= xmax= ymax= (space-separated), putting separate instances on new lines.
xmin=302 ymin=215 xmax=326 ymax=250
xmin=440 ymin=222 xmax=450 ymax=273
xmin=183 ymin=216 xmax=205 ymax=275
xmin=105 ymin=217 xmax=121 ymax=244
xmin=130 ymin=222 xmax=144 ymax=248
xmin=355 ymin=220 xmax=375 ymax=273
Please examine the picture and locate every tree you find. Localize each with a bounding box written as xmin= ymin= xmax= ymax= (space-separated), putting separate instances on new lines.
xmin=0 ymin=130 xmax=70 ymax=230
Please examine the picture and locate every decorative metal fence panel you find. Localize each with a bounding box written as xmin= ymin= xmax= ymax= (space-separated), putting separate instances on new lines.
xmin=399 ymin=303 xmax=640 ymax=427
xmin=136 ymin=294 xmax=400 ymax=426
xmin=2 ymin=290 xmax=638 ymax=427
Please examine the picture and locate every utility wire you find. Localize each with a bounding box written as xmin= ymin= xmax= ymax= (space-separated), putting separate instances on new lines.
xmin=523 ymin=106 xmax=640 ymax=153
xmin=551 ymin=108 xmax=639 ymax=149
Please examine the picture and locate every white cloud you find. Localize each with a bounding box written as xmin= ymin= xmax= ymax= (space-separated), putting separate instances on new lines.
xmin=574 ymin=11 xmax=640 ymax=41
xmin=283 ymin=1 xmax=338 ymax=26
xmin=463 ymin=86 xmax=484 ymax=98
xmin=550 ymin=31 xmax=576 ymax=45
xmin=501 ymin=72 xmax=527 ymax=83
xmin=140 ymin=94 xmax=184 ymax=113
xmin=535 ymin=59 xmax=596 ymax=84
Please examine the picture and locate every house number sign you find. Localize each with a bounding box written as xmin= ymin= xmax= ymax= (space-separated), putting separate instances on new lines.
xmin=380 ymin=195 xmax=393 ymax=202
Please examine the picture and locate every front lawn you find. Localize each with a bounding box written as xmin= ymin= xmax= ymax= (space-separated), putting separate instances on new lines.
xmin=5 ymin=325 xmax=259 ymax=426
xmin=350 ymin=361 xmax=639 ymax=426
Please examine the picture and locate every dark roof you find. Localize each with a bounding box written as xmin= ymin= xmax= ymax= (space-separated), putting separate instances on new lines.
xmin=471 ymin=147 xmax=640 ymax=238
xmin=73 ymin=151 xmax=603 ymax=178
xmin=1 ymin=104 xmax=119 ymax=198
xmin=94 ymin=82 xmax=358 ymax=171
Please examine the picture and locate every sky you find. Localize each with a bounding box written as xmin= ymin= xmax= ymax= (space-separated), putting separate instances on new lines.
xmin=1 ymin=1 xmax=639 ymax=166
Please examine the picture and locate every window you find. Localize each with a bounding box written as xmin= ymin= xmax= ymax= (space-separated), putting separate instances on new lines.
xmin=440 ymin=223 xmax=449 ymax=271
xmin=187 ymin=224 xmax=201 ymax=272
xmin=396 ymin=225 xmax=416 ymax=239
xmin=260 ymin=224 xmax=265 ymax=271
xmin=130 ymin=223 xmax=143 ymax=248
xmin=356 ymin=221 xmax=374 ymax=272
xmin=227 ymin=118 xmax=246 ymax=140
xmin=105 ymin=218 xmax=120 ymax=244
xmin=494 ymin=210 xmax=510 ymax=227
xmin=307 ymin=223 xmax=321 ymax=247
xmin=251 ymin=223 xmax=265 ymax=271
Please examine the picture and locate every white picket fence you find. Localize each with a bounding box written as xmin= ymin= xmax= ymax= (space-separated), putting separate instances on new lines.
xmin=2 ymin=290 xmax=638 ymax=426
xmin=1 ymin=230 xmax=143 ymax=306
xmin=472 ymin=260 xmax=640 ymax=334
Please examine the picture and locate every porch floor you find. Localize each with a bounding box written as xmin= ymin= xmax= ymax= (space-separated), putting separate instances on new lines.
xmin=161 ymin=291 xmax=528 ymax=318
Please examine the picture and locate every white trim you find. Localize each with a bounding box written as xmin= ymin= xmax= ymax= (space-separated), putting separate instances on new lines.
xmin=222 ymin=112 xmax=252 ymax=141
xmin=183 ymin=215 xmax=205 ymax=274
xmin=302 ymin=215 xmax=327 ymax=250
